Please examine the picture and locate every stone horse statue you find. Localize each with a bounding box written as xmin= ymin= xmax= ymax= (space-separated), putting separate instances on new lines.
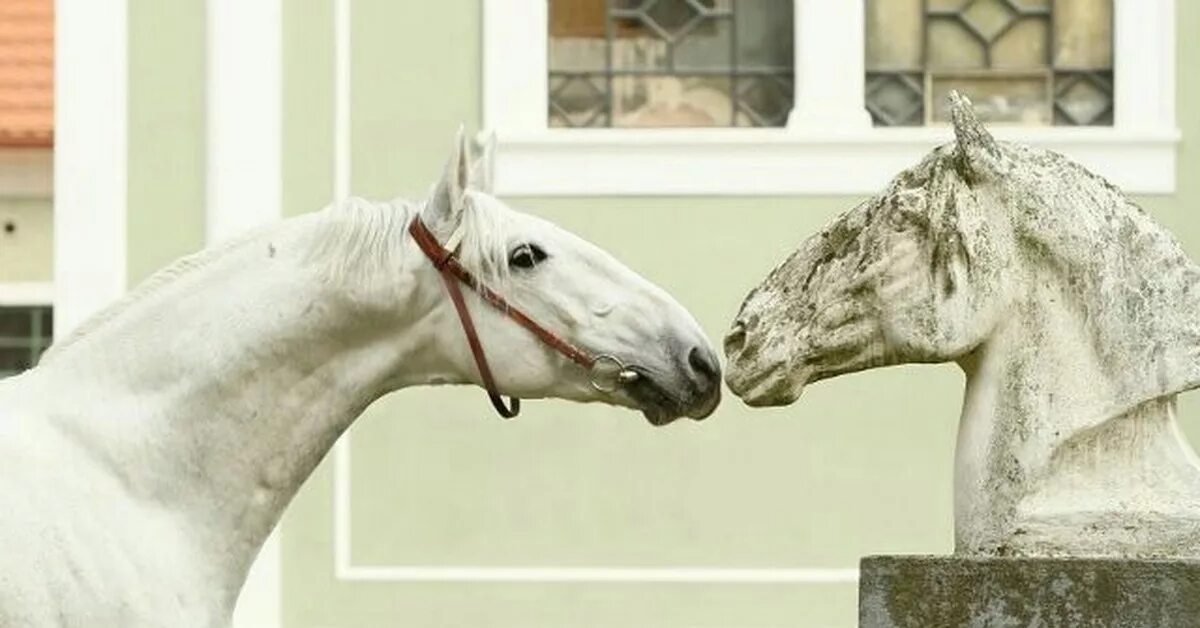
xmin=725 ymin=93 xmax=1200 ymax=559
xmin=0 ymin=131 xmax=720 ymax=627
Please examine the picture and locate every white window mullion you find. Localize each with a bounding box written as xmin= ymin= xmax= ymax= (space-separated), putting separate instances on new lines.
xmin=1113 ymin=0 xmax=1175 ymax=131
xmin=786 ymin=0 xmax=871 ymax=131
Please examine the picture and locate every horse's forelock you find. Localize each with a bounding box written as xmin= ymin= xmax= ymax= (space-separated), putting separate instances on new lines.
xmin=453 ymin=190 xmax=517 ymax=286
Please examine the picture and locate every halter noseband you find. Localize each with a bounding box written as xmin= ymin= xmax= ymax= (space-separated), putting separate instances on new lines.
xmin=408 ymin=216 xmax=638 ymax=418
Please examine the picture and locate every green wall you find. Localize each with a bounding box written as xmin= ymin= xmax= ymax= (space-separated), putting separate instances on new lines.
xmin=127 ymin=0 xmax=207 ymax=284
xmin=122 ymin=1 xmax=1200 ymax=626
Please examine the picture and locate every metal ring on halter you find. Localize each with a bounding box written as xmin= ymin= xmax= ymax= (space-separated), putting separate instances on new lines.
xmin=589 ymin=354 xmax=640 ymax=392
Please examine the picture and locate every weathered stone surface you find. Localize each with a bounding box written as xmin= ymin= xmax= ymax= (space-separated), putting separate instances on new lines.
xmin=860 ymin=555 xmax=1200 ymax=628
xmin=724 ymin=92 xmax=1200 ymax=557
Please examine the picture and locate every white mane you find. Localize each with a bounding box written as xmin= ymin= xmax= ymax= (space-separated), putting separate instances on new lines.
xmin=452 ymin=190 xmax=518 ymax=285
xmin=41 ymin=192 xmax=518 ymax=363
xmin=40 ymin=227 xmax=271 ymax=363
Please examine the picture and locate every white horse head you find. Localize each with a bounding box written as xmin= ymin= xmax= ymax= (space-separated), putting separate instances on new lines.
xmin=0 ymin=130 xmax=720 ymax=625
xmin=399 ymin=130 xmax=721 ymax=423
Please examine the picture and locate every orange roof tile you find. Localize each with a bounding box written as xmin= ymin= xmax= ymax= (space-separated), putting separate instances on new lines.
xmin=0 ymin=0 xmax=53 ymax=147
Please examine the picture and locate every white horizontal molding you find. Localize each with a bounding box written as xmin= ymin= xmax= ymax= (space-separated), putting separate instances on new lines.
xmin=490 ymin=127 xmax=1180 ymax=197
xmin=0 ymin=149 xmax=53 ymax=198
xmin=0 ymin=282 xmax=54 ymax=306
xmin=339 ymin=564 xmax=859 ymax=584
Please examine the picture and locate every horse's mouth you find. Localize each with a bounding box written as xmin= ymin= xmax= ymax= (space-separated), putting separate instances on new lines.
xmin=625 ymin=368 xmax=712 ymax=426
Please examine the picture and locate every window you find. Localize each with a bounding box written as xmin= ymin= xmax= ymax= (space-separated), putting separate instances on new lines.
xmin=865 ymin=0 xmax=1113 ymax=127
xmin=0 ymin=305 xmax=52 ymax=377
xmin=547 ymin=0 xmax=795 ymax=128
xmin=482 ymin=0 xmax=1177 ymax=196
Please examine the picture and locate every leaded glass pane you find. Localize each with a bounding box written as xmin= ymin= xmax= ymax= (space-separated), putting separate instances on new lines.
xmin=931 ymin=74 xmax=1051 ymax=124
xmin=926 ymin=19 xmax=988 ymax=70
xmin=1054 ymin=0 xmax=1112 ymax=69
xmin=990 ymin=17 xmax=1049 ymax=69
xmin=612 ymin=75 xmax=732 ymax=127
xmin=865 ymin=0 xmax=1113 ymax=127
xmin=865 ymin=0 xmax=923 ymax=70
xmin=548 ymin=0 xmax=794 ymax=128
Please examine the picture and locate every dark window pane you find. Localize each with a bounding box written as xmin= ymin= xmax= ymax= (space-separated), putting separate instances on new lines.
xmin=0 ymin=347 xmax=32 ymax=373
xmin=0 ymin=307 xmax=33 ymax=337
xmin=0 ymin=306 xmax=52 ymax=378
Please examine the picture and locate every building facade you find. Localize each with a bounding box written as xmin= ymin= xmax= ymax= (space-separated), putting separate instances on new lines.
xmin=46 ymin=1 xmax=1199 ymax=626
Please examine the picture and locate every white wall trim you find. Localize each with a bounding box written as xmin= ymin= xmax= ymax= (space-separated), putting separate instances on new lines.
xmin=0 ymin=282 xmax=54 ymax=306
xmin=0 ymin=149 xmax=53 ymax=198
xmin=209 ymin=0 xmax=283 ymax=626
xmin=332 ymin=432 xmax=858 ymax=584
xmin=482 ymin=0 xmax=1179 ymax=196
xmin=53 ymin=0 xmax=128 ymax=337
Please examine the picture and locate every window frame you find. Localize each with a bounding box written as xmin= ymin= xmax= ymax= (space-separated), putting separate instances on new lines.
xmin=482 ymin=0 xmax=1178 ymax=195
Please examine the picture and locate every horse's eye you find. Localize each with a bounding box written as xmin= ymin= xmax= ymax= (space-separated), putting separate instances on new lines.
xmin=509 ymin=243 xmax=547 ymax=270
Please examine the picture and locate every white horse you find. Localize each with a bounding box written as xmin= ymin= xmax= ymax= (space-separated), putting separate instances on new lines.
xmin=0 ymin=133 xmax=720 ymax=627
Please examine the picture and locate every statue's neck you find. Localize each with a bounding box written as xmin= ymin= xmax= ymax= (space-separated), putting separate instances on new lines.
xmin=953 ymin=291 xmax=1200 ymax=555
xmin=30 ymin=208 xmax=463 ymax=609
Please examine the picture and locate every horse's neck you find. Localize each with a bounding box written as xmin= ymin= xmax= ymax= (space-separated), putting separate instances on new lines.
xmin=32 ymin=208 xmax=452 ymax=595
xmin=954 ymin=289 xmax=1200 ymax=554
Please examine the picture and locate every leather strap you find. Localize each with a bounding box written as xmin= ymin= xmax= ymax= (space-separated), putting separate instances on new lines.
xmin=436 ymin=269 xmax=520 ymax=418
xmin=409 ymin=216 xmax=600 ymax=418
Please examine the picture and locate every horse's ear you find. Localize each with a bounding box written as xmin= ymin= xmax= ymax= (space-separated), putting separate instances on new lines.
xmin=424 ymin=125 xmax=472 ymax=238
xmin=950 ymin=92 xmax=1006 ymax=182
xmin=470 ymin=130 xmax=496 ymax=194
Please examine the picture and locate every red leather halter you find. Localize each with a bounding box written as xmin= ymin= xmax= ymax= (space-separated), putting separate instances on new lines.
xmin=409 ymin=216 xmax=635 ymax=418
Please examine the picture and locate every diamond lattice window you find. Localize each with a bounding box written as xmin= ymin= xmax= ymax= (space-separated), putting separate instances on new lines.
xmin=548 ymin=0 xmax=794 ymax=128
xmin=865 ymin=0 xmax=1113 ymax=127
xmin=0 ymin=306 xmax=52 ymax=377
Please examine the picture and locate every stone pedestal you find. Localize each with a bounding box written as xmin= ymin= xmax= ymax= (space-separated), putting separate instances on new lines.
xmin=859 ymin=555 xmax=1200 ymax=628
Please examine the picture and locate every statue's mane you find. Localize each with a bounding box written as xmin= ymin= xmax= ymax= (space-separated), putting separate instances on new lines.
xmin=936 ymin=141 xmax=1200 ymax=412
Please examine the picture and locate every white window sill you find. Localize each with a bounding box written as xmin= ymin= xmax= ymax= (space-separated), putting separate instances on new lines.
xmin=0 ymin=282 xmax=54 ymax=306
xmin=488 ymin=127 xmax=1181 ymax=197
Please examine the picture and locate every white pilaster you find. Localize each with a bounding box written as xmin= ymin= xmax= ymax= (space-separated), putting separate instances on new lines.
xmin=206 ymin=0 xmax=283 ymax=245
xmin=53 ymin=0 xmax=128 ymax=336
xmin=207 ymin=0 xmax=284 ymax=626
xmin=482 ymin=0 xmax=547 ymax=133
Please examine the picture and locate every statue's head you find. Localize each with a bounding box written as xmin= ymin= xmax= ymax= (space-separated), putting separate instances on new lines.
xmin=725 ymin=93 xmax=1200 ymax=412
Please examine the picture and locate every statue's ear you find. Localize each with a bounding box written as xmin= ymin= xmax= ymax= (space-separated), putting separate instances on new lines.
xmin=423 ymin=125 xmax=472 ymax=239
xmin=950 ymin=91 xmax=1007 ymax=183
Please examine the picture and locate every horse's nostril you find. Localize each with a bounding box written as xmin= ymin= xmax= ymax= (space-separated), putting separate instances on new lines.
xmin=687 ymin=346 xmax=720 ymax=382
xmin=724 ymin=321 xmax=748 ymax=355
